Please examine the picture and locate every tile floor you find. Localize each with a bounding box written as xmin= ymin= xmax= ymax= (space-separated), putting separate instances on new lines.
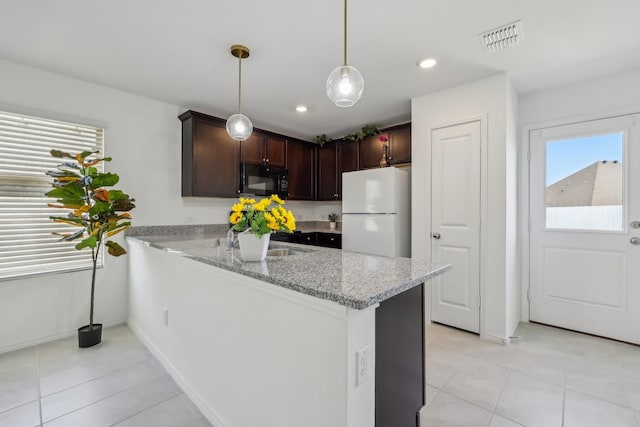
xmin=421 ymin=321 xmax=640 ymax=427
xmin=0 ymin=324 xmax=211 ymax=427
xmin=2 ymin=322 xmax=639 ymax=426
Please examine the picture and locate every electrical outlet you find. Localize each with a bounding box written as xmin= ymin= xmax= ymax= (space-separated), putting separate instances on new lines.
xmin=162 ymin=307 xmax=169 ymax=327
xmin=356 ymin=344 xmax=371 ymax=386
xmin=184 ymin=216 xmax=195 ymax=223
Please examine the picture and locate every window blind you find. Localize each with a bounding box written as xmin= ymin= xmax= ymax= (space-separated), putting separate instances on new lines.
xmin=0 ymin=111 xmax=105 ymax=280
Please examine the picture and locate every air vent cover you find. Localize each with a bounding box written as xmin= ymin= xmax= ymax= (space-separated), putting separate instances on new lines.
xmin=479 ymin=20 xmax=523 ymax=52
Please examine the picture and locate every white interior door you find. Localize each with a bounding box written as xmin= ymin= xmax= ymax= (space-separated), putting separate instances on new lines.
xmin=430 ymin=121 xmax=481 ymax=333
xmin=529 ymin=115 xmax=640 ymax=344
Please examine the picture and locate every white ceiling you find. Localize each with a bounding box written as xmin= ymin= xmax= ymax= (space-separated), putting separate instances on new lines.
xmin=2 ymin=0 xmax=640 ymax=140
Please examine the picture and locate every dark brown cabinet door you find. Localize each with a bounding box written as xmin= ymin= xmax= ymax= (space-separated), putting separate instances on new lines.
xmin=359 ymin=132 xmax=387 ymax=169
xmin=317 ymin=143 xmax=338 ymax=200
xmin=180 ymin=111 xmax=240 ymax=197
xmin=266 ymin=136 xmax=286 ymax=167
xmin=286 ymin=139 xmax=315 ymax=200
xmin=389 ymin=125 xmax=411 ymax=165
xmin=337 ymin=141 xmax=358 ymax=198
xmin=240 ymin=133 xmax=266 ymax=165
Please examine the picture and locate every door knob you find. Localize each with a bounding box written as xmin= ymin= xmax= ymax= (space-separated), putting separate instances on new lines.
xmin=631 ymin=221 xmax=640 ymax=229
xmin=432 ymin=233 xmax=441 ymax=240
xmin=631 ymin=237 xmax=640 ymax=245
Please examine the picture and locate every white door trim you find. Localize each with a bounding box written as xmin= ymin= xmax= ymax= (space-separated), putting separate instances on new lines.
xmin=424 ymin=114 xmax=489 ymax=339
xmin=520 ymin=107 xmax=640 ymax=325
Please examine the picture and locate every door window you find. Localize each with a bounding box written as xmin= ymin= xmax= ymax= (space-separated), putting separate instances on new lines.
xmin=545 ymin=132 xmax=624 ymax=231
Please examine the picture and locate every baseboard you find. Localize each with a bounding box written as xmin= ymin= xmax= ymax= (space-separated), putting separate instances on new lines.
xmin=0 ymin=318 xmax=126 ymax=355
xmin=126 ymin=320 xmax=227 ymax=427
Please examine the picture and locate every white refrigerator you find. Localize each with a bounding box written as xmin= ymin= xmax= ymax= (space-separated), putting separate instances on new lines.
xmin=341 ymin=167 xmax=410 ymax=257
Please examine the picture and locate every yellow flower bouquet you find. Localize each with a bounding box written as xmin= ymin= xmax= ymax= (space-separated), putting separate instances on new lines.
xmin=229 ymin=195 xmax=296 ymax=237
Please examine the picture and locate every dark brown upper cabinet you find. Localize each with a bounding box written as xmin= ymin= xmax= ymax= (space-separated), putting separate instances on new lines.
xmin=317 ymin=143 xmax=338 ymax=200
xmin=359 ymin=123 xmax=411 ymax=169
xmin=179 ymin=111 xmax=240 ymax=197
xmin=241 ymin=133 xmax=286 ymax=167
xmin=388 ymin=125 xmax=411 ymax=165
xmin=359 ymin=132 xmax=387 ymax=169
xmin=317 ymin=141 xmax=358 ymax=200
xmin=286 ymin=139 xmax=315 ymax=200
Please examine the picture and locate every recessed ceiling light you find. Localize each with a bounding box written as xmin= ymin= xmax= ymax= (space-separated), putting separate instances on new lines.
xmin=295 ymin=105 xmax=308 ymax=113
xmin=418 ymin=58 xmax=437 ymax=69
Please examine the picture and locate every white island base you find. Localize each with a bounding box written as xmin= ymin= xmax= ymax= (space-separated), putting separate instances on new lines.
xmin=128 ymin=240 xmax=376 ymax=427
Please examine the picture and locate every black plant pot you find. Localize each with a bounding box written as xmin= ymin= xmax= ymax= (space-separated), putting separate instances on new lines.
xmin=78 ymin=323 xmax=102 ymax=348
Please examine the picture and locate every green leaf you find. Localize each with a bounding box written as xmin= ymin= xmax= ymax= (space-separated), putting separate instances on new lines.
xmin=108 ymin=190 xmax=128 ymax=201
xmin=46 ymin=182 xmax=85 ymax=199
xmin=89 ymin=201 xmax=111 ymax=216
xmin=75 ymin=235 xmax=97 ymax=250
xmin=78 ymin=149 xmax=99 ymax=160
xmin=87 ymin=167 xmax=98 ymax=176
xmin=50 ymin=149 xmax=74 ymax=159
xmin=55 ymin=198 xmax=86 ymax=208
xmin=90 ymin=173 xmax=119 ymax=188
xmin=105 ymin=240 xmax=126 ymax=257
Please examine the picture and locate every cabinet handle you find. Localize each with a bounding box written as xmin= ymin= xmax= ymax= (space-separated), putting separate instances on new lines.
xmin=237 ymin=189 xmax=241 ymax=194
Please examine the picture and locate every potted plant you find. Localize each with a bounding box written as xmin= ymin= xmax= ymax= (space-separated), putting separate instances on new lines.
xmin=229 ymin=195 xmax=296 ymax=261
xmin=328 ymin=212 xmax=338 ymax=230
xmin=46 ymin=149 xmax=135 ymax=348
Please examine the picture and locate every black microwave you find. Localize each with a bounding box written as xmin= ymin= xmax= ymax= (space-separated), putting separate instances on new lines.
xmin=239 ymin=163 xmax=288 ymax=199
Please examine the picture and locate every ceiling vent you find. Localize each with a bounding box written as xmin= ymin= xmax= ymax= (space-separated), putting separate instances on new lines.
xmin=479 ymin=20 xmax=523 ymax=52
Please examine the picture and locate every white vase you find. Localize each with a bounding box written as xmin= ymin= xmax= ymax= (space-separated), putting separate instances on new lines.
xmin=238 ymin=231 xmax=270 ymax=261
xmin=329 ymin=221 xmax=336 ymax=230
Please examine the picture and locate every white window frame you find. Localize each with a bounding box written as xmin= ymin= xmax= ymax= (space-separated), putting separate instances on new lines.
xmin=0 ymin=110 xmax=105 ymax=280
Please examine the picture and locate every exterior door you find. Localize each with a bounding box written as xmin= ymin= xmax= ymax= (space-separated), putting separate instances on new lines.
xmin=529 ymin=115 xmax=640 ymax=344
xmin=430 ymin=121 xmax=481 ymax=333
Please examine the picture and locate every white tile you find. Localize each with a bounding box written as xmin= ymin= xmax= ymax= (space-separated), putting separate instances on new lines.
xmin=41 ymin=359 xmax=165 ymax=422
xmin=510 ymin=349 xmax=565 ymax=386
xmin=44 ymin=375 xmax=181 ymax=427
xmin=113 ymin=394 xmax=212 ymax=427
xmin=488 ymin=414 xmax=523 ymax=427
xmin=424 ymin=384 xmax=439 ymax=406
xmin=466 ymin=339 xmax=518 ymax=368
xmin=430 ymin=328 xmax=480 ymax=353
xmin=0 ymin=347 xmax=39 ymax=413
xmin=39 ymin=327 xmax=150 ymax=396
xmin=420 ymin=391 xmax=491 ymax=427
xmin=565 ymin=357 xmax=630 ymax=408
xmin=442 ymin=356 xmax=509 ymax=410
xmin=425 ymin=342 xmax=465 ymax=388
xmin=0 ymin=401 xmax=40 ymax=427
xmin=494 ymin=371 xmax=563 ymax=427
xmin=564 ymin=389 xmax=637 ymax=427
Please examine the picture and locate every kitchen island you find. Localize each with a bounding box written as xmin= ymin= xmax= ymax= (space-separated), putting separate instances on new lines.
xmin=126 ymin=227 xmax=450 ymax=427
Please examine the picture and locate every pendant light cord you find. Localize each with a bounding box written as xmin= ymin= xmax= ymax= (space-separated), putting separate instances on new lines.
xmin=238 ymin=56 xmax=243 ymax=114
xmin=343 ymin=0 xmax=348 ymax=66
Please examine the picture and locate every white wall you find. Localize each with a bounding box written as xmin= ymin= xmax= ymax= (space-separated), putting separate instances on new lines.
xmin=519 ymin=68 xmax=640 ymax=126
xmin=412 ymin=73 xmax=519 ymax=342
xmin=0 ymin=59 xmax=331 ymax=352
xmin=505 ymin=79 xmax=520 ymax=337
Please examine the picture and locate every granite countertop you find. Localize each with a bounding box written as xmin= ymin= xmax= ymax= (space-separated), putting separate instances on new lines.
xmin=126 ymin=225 xmax=450 ymax=310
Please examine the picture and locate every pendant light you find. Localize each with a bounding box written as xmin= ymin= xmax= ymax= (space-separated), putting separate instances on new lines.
xmin=226 ymin=45 xmax=253 ymax=141
xmin=326 ymin=0 xmax=364 ymax=107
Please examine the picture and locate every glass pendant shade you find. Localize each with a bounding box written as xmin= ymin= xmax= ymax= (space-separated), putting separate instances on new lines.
xmin=225 ymin=113 xmax=253 ymax=141
xmin=326 ymin=65 xmax=364 ymax=108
